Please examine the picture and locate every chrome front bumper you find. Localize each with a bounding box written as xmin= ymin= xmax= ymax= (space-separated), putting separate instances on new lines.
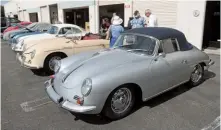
xmin=45 ymin=79 xmax=96 ymax=113
xmin=16 ymin=53 xmax=40 ymax=69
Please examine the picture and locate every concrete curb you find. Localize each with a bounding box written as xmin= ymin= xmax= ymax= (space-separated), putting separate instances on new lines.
xmin=203 ymin=49 xmax=220 ymax=55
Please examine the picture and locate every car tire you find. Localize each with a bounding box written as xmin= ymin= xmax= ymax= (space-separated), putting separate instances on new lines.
xmin=102 ymin=86 xmax=135 ymax=120
xmin=44 ymin=53 xmax=65 ymax=74
xmin=188 ymin=63 xmax=204 ymax=86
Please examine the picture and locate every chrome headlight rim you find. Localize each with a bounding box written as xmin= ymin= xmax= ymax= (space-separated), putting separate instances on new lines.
xmin=81 ymin=78 xmax=92 ymax=97
xmin=22 ymin=43 xmax=26 ymax=50
xmin=20 ymin=40 xmax=24 ymax=47
xmin=30 ymin=50 xmax=36 ymax=59
xmin=53 ymin=60 xmax=61 ymax=73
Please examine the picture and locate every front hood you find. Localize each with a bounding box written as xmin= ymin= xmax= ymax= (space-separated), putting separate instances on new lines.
xmin=60 ymin=49 xmax=149 ymax=89
xmin=16 ymin=32 xmax=43 ymax=43
xmin=24 ymin=37 xmax=67 ymax=52
xmin=17 ymin=32 xmax=43 ymax=38
xmin=24 ymin=33 xmax=54 ymax=42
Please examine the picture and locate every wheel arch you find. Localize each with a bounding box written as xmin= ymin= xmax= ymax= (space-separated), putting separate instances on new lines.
xmin=43 ymin=51 xmax=68 ymax=66
xmin=102 ymin=83 xmax=143 ymax=110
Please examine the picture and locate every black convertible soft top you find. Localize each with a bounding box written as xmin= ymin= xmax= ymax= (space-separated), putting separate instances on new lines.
xmin=124 ymin=27 xmax=193 ymax=51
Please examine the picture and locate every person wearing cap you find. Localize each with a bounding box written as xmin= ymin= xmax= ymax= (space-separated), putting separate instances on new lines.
xmin=145 ymin=9 xmax=158 ymax=27
xmin=130 ymin=10 xmax=146 ymax=29
xmin=106 ymin=16 xmax=124 ymax=47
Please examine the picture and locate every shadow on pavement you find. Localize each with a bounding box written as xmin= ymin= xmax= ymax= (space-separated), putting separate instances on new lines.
xmin=71 ymin=113 xmax=112 ymax=125
xmin=30 ymin=69 xmax=50 ymax=77
xmin=68 ymin=71 xmax=216 ymax=125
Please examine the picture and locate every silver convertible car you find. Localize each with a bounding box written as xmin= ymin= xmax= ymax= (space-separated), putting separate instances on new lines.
xmin=45 ymin=27 xmax=214 ymax=120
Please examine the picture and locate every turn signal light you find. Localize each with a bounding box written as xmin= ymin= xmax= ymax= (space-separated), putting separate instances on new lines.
xmin=76 ymin=98 xmax=84 ymax=105
xmin=49 ymin=75 xmax=55 ymax=79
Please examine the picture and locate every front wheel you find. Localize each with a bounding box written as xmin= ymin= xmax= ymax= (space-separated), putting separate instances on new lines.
xmin=102 ymin=87 xmax=135 ymax=120
xmin=188 ymin=64 xmax=204 ymax=86
xmin=44 ymin=54 xmax=63 ymax=74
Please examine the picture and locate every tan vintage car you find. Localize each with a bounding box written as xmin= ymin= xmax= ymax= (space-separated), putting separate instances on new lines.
xmin=16 ymin=34 xmax=109 ymax=73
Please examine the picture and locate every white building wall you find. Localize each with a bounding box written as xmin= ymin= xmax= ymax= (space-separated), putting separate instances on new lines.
xmin=40 ymin=6 xmax=50 ymax=23
xmin=89 ymin=1 xmax=99 ymax=33
xmin=176 ymin=1 xmax=206 ymax=50
xmin=23 ymin=10 xmax=30 ymax=21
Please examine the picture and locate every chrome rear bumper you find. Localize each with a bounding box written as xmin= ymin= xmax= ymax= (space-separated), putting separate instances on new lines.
xmin=45 ymin=79 xmax=96 ymax=113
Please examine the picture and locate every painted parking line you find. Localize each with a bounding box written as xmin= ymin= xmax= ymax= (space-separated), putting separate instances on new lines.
xmin=202 ymin=116 xmax=220 ymax=130
xmin=20 ymin=96 xmax=52 ymax=112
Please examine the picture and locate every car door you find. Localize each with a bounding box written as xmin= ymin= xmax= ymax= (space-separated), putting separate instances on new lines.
xmin=160 ymin=38 xmax=191 ymax=88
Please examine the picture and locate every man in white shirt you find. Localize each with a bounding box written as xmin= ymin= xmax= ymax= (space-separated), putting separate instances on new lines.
xmin=145 ymin=9 xmax=158 ymax=27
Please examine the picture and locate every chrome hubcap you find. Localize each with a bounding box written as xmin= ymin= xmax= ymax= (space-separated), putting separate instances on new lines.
xmin=111 ymin=88 xmax=132 ymax=114
xmin=49 ymin=56 xmax=61 ymax=71
xmin=191 ymin=64 xmax=203 ymax=83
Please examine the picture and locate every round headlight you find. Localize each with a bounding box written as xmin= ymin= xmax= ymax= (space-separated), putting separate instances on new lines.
xmin=81 ymin=78 xmax=92 ymax=97
xmin=30 ymin=50 xmax=36 ymax=59
xmin=53 ymin=60 xmax=61 ymax=73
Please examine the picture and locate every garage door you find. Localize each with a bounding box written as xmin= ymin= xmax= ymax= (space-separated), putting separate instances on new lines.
xmin=29 ymin=13 xmax=38 ymax=22
xmin=40 ymin=6 xmax=50 ymax=23
xmin=133 ymin=1 xmax=178 ymax=28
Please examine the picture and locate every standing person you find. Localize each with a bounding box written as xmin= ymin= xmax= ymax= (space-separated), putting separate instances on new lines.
xmin=106 ymin=16 xmax=124 ymax=47
xmin=51 ymin=12 xmax=58 ymax=24
xmin=127 ymin=17 xmax=133 ymax=30
xmin=144 ymin=9 xmax=158 ymax=27
xmin=130 ymin=10 xmax=146 ymax=29
xmin=100 ymin=18 xmax=110 ymax=38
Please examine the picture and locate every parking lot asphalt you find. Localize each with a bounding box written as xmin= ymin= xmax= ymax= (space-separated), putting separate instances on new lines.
xmin=1 ymin=39 xmax=220 ymax=130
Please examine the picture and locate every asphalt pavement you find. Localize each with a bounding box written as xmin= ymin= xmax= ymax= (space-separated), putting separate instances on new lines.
xmin=1 ymin=40 xmax=220 ymax=130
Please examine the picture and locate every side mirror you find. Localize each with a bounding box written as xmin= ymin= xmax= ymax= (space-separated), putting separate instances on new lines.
xmin=159 ymin=52 xmax=166 ymax=58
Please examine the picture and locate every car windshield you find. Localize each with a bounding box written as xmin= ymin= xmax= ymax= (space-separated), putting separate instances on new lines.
xmin=113 ymin=34 xmax=157 ymax=55
xmin=25 ymin=23 xmax=37 ymax=30
xmin=47 ymin=26 xmax=59 ymax=34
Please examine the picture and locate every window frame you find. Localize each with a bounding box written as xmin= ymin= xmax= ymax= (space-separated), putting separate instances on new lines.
xmin=159 ymin=38 xmax=180 ymax=54
xmin=71 ymin=27 xmax=82 ymax=34
xmin=58 ymin=27 xmax=72 ymax=35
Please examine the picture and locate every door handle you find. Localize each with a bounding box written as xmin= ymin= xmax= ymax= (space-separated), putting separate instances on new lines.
xmin=182 ymin=60 xmax=187 ymax=64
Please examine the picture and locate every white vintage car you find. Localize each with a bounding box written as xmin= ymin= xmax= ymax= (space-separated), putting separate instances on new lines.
xmin=12 ymin=24 xmax=86 ymax=52
xmin=16 ymin=33 xmax=109 ymax=74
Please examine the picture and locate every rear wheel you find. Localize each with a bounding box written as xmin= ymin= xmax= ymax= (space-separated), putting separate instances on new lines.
xmin=102 ymin=86 xmax=135 ymax=120
xmin=188 ymin=64 xmax=204 ymax=86
xmin=44 ymin=53 xmax=66 ymax=74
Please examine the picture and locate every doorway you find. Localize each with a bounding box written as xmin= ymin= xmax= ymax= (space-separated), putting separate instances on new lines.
xmin=99 ymin=4 xmax=125 ymax=27
xmin=49 ymin=4 xmax=58 ymax=24
xmin=202 ymin=1 xmax=220 ymax=50
xmin=29 ymin=13 xmax=38 ymax=22
xmin=63 ymin=8 xmax=89 ymax=29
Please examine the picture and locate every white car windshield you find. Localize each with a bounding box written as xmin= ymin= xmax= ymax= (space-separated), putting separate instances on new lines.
xmin=113 ymin=34 xmax=157 ymax=55
xmin=47 ymin=26 xmax=59 ymax=34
